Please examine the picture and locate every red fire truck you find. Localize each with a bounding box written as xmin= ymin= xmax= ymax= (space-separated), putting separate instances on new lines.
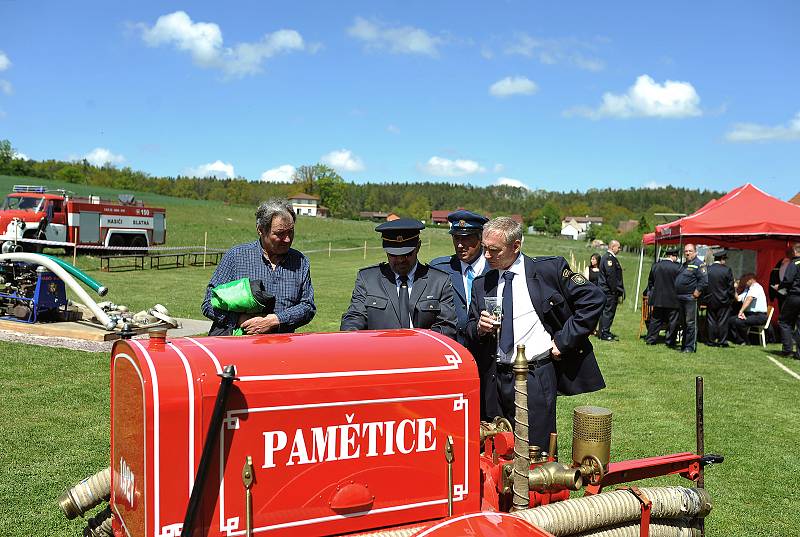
xmin=55 ymin=329 xmax=719 ymax=537
xmin=0 ymin=185 xmax=166 ymax=253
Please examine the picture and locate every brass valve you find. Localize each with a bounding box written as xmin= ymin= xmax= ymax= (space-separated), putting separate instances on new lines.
xmin=528 ymin=462 xmax=584 ymax=492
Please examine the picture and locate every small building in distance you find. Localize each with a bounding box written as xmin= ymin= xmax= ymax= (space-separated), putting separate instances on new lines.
xmin=560 ymin=215 xmax=603 ymax=240
xmin=289 ymin=193 xmax=321 ymax=217
xmin=430 ymin=210 xmax=451 ymax=225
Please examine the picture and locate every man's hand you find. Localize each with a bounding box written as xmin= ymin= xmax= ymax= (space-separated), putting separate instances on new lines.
xmin=477 ymin=310 xmax=499 ymax=336
xmin=551 ymin=340 xmax=561 ymax=360
xmin=692 ymin=289 xmax=701 ymax=299
xmin=738 ymin=311 xmax=746 ymax=320
xmin=240 ymin=314 xmax=280 ymax=334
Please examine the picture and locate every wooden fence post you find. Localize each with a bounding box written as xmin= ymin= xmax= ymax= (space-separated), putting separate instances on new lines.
xmin=328 ymin=242 xmax=332 ymax=258
xmin=363 ymin=240 xmax=367 ymax=260
xmin=203 ymin=231 xmax=208 ymax=268
xmin=72 ymin=228 xmax=79 ymax=266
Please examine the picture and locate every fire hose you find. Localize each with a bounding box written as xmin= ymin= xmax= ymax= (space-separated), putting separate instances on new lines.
xmin=42 ymin=254 xmax=108 ymax=296
xmin=515 ymin=486 xmax=711 ymax=536
xmin=0 ymin=253 xmax=116 ymax=329
xmin=352 ymin=486 xmax=709 ymax=537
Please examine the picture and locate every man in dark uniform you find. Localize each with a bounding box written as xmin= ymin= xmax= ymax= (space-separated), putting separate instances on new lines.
xmin=430 ymin=210 xmax=490 ymax=345
xmin=598 ymin=240 xmax=624 ymax=341
xmin=778 ymin=242 xmax=800 ymax=359
xmin=705 ymin=250 xmax=736 ymax=347
xmin=645 ymin=248 xmax=681 ymax=346
xmin=467 ymin=217 xmax=605 ymax=445
xmin=341 ymin=218 xmax=457 ymax=339
xmin=675 ymin=243 xmax=708 ymax=353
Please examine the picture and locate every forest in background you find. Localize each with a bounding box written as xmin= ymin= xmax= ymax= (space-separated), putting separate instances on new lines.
xmin=0 ymin=139 xmax=722 ymax=248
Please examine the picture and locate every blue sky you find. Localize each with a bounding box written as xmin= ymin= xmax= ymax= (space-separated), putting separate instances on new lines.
xmin=1 ymin=1 xmax=798 ymax=198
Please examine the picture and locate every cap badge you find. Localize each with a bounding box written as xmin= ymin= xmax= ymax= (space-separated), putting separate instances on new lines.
xmin=396 ymin=234 xmax=404 ymax=241
xmin=458 ymin=220 xmax=466 ymax=227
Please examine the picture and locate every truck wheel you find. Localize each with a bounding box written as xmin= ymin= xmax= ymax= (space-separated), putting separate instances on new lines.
xmin=22 ymin=232 xmax=44 ymax=253
xmin=129 ymin=235 xmax=147 ymax=252
xmin=107 ymin=234 xmax=127 ymax=255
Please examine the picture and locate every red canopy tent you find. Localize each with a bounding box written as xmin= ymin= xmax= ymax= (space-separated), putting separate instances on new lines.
xmin=653 ymin=183 xmax=800 ymax=292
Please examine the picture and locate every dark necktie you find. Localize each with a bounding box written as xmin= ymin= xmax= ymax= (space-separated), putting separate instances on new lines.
xmin=500 ymin=271 xmax=515 ymax=354
xmin=399 ymin=275 xmax=411 ymax=328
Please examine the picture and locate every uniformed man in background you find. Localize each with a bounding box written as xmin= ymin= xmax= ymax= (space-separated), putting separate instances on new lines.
xmin=341 ymin=218 xmax=457 ymax=339
xmin=645 ymin=248 xmax=681 ymax=346
xmin=430 ymin=210 xmax=490 ymax=345
xmin=675 ymin=243 xmax=708 ymax=353
xmin=778 ymin=242 xmax=800 ymax=359
xmin=705 ymin=250 xmax=736 ymax=347
xmin=598 ymin=239 xmax=624 ymax=341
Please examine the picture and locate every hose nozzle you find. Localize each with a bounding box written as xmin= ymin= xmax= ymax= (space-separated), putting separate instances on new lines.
xmin=528 ymin=462 xmax=583 ymax=492
xmin=57 ymin=467 xmax=111 ymax=519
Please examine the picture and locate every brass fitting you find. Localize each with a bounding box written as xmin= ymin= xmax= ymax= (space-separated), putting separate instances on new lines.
xmin=572 ymin=406 xmax=612 ymax=478
xmin=479 ymin=416 xmax=513 ymax=442
xmin=528 ymin=462 xmax=584 ymax=492
xmin=511 ymin=344 xmax=530 ymax=511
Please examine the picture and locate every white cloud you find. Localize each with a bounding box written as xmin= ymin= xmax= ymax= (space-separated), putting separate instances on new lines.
xmin=260 ymin=164 xmax=296 ymax=182
xmin=567 ymin=75 xmax=702 ymax=119
xmin=0 ymin=80 xmax=11 ymax=95
xmin=138 ymin=11 xmax=308 ymax=77
xmin=83 ymin=148 xmax=125 ymax=167
xmin=347 ymin=16 xmax=442 ymax=57
xmin=496 ymin=177 xmax=529 ymax=190
xmin=420 ymin=156 xmax=486 ymax=177
xmin=489 ymin=76 xmax=538 ymax=98
xmin=0 ymin=51 xmax=10 ymax=71
xmin=725 ymin=112 xmax=800 ymax=143
xmin=321 ymin=149 xmax=365 ymax=172
xmin=505 ymin=34 xmax=605 ymax=71
xmin=644 ymin=181 xmax=666 ymax=189
xmin=386 ymin=124 xmax=401 ymax=134
xmin=186 ymin=160 xmax=235 ymax=179
xmin=13 ymin=151 xmax=28 ymax=160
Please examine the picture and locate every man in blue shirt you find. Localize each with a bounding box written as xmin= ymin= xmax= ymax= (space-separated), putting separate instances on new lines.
xmin=202 ymin=198 xmax=315 ymax=335
xmin=430 ymin=209 xmax=490 ymax=345
xmin=674 ymin=243 xmax=707 ymax=353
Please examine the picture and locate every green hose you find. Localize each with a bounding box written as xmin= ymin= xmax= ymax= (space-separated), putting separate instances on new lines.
xmin=43 ymin=254 xmax=108 ymax=296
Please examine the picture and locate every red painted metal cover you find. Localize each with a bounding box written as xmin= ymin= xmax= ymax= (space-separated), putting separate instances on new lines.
xmin=111 ymin=329 xmax=480 ymax=537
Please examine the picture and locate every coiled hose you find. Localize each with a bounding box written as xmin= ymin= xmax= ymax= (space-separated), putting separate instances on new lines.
xmin=83 ymin=505 xmax=114 ymax=537
xmin=42 ymin=254 xmax=108 ymax=296
xmin=57 ymin=467 xmax=111 ymax=519
xmin=351 ymin=487 xmax=710 ymax=537
xmin=515 ymin=486 xmax=711 ymax=537
xmin=573 ymin=519 xmax=699 ymax=537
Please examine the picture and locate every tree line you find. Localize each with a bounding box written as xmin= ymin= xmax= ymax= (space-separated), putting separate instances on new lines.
xmin=0 ymin=139 xmax=722 ymax=248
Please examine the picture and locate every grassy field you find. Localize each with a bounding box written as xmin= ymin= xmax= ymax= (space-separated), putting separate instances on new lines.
xmin=1 ymin=177 xmax=799 ymax=536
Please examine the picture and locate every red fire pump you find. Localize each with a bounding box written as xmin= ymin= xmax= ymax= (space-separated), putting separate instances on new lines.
xmin=63 ymin=329 xmax=721 ymax=537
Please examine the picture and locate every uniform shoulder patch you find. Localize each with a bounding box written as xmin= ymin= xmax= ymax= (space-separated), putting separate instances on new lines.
xmin=700 ymin=265 xmax=707 ymax=273
xmin=562 ymin=268 xmax=573 ymax=279
xmin=571 ymin=273 xmax=587 ymax=285
xmin=607 ymin=260 xmax=613 ymax=266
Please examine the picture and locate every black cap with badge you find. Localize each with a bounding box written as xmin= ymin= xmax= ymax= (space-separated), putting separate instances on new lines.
xmin=713 ymin=249 xmax=728 ymax=260
xmin=375 ymin=218 xmax=425 ymax=255
xmin=447 ymin=209 xmax=489 ymax=236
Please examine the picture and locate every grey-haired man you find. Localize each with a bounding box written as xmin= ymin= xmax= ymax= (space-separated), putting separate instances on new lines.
xmin=202 ymin=198 xmax=316 ymax=335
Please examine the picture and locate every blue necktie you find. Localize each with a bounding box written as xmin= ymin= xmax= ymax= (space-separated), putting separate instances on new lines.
xmin=500 ymin=271 xmax=515 ymax=354
xmin=465 ymin=265 xmax=475 ymax=305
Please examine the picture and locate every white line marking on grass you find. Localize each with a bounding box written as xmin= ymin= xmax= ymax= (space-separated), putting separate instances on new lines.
xmin=767 ymin=356 xmax=800 ymax=381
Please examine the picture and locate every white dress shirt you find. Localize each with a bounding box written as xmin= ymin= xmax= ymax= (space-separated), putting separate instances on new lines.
xmin=495 ymin=254 xmax=552 ymax=363
xmin=739 ymin=281 xmax=767 ymax=313
xmin=460 ymin=254 xmax=486 ymax=302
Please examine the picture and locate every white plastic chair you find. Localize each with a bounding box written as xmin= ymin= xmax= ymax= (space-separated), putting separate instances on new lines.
xmin=747 ymin=306 xmax=774 ymax=348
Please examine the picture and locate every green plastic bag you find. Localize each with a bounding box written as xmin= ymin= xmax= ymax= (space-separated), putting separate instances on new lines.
xmin=211 ymin=278 xmax=263 ymax=313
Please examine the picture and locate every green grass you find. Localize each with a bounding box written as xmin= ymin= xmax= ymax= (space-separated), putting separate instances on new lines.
xmin=1 ymin=176 xmax=798 ymax=535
